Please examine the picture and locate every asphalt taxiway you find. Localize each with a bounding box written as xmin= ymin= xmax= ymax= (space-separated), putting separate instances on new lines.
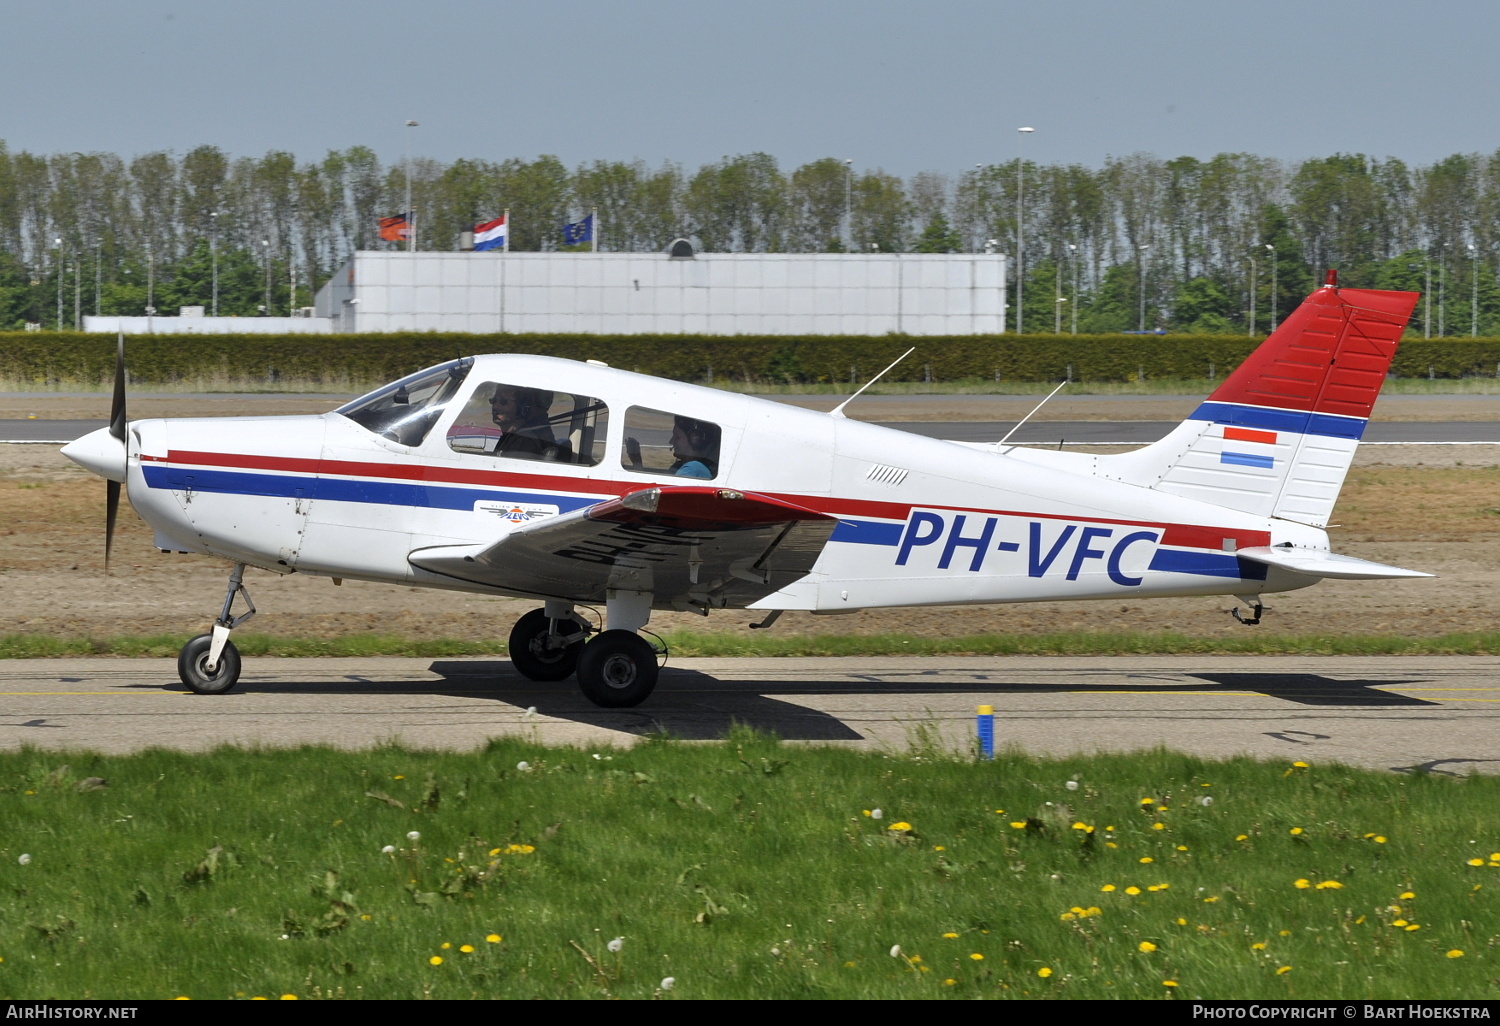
xmin=2 ymin=655 xmax=1497 ymax=774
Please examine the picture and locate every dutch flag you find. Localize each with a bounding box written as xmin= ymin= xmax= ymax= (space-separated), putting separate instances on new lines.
xmin=474 ymin=215 xmax=507 ymax=252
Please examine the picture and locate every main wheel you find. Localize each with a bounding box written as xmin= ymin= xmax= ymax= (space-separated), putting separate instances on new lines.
xmin=576 ymin=630 xmax=659 ymax=708
xmin=508 ymin=609 xmax=586 ymax=682
xmin=177 ymin=634 xmax=242 ymax=695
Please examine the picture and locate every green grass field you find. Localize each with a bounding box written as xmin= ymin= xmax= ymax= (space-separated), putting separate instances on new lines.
xmin=1 ymin=735 xmax=1497 ymax=1000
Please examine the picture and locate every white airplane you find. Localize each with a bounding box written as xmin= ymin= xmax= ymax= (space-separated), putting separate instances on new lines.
xmin=62 ymin=272 xmax=1429 ymax=707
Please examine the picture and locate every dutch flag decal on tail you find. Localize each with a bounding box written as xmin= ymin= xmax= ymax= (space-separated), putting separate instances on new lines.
xmin=1099 ymin=273 xmax=1419 ymax=528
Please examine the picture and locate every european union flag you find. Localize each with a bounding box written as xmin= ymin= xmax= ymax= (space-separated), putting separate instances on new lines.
xmin=562 ymin=214 xmax=595 ymax=247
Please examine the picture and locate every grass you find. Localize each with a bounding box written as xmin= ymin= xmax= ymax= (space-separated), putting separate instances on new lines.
xmin=2 ymin=630 xmax=1500 ymax=660
xmin=0 ymin=736 xmax=1497 ymax=999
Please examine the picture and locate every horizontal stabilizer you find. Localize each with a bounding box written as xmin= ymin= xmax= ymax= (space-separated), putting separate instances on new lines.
xmin=1236 ymin=546 xmax=1433 ymax=580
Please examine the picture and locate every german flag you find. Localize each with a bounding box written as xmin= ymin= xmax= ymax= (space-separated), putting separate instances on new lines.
xmin=378 ymin=213 xmax=411 ymax=241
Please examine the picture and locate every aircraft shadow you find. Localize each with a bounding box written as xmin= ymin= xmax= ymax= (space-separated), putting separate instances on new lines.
xmin=137 ymin=664 xmax=1437 ymax=743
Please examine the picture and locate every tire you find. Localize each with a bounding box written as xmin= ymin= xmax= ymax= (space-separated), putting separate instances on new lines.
xmin=507 ymin=609 xmax=586 ymax=682
xmin=177 ymin=634 xmax=242 ymax=695
xmin=576 ymin=630 xmax=659 ymax=708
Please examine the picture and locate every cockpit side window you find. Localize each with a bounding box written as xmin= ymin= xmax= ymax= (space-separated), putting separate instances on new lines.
xmin=621 ymin=407 xmax=721 ymax=480
xmin=448 ymin=382 xmax=610 ymax=466
xmin=336 ymin=358 xmax=471 ymax=447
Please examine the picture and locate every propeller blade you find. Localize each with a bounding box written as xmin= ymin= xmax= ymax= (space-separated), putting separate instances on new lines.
xmin=109 ymin=331 xmax=127 ymax=442
xmin=105 ymin=479 xmax=120 ymax=573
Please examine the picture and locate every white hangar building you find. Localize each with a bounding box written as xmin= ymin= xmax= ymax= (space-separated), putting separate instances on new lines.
xmin=312 ymin=246 xmax=1007 ymax=335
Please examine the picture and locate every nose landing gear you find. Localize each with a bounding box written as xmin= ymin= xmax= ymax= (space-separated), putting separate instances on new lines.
xmin=178 ymin=563 xmax=255 ymax=694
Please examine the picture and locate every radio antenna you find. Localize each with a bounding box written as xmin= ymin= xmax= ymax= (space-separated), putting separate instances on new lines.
xmin=993 ymin=378 xmax=1069 ymax=450
xmin=829 ymin=347 xmax=916 ymax=419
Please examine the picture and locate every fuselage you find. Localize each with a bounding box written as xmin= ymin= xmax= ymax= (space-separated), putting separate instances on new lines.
xmin=119 ymin=354 xmax=1322 ymax=612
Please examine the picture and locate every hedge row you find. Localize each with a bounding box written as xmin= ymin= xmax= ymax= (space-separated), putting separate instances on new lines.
xmin=4 ymin=331 xmax=1500 ymax=385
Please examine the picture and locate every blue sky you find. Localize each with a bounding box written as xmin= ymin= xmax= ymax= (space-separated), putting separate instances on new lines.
xmin=5 ymin=0 xmax=1496 ymax=175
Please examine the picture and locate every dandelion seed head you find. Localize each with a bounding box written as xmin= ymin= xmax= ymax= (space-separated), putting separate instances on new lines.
xmin=1065 ymin=780 xmax=1079 ymax=791
xmin=381 ymin=845 xmax=395 ymax=854
xmin=871 ymin=808 xmax=883 ymax=820
xmin=406 ymin=831 xmax=420 ymax=841
xmin=889 ymin=944 xmax=902 ymax=958
xmin=1199 ymin=796 xmax=1213 ymax=806
xmin=660 ymin=976 xmax=676 ymax=990
xmin=17 ymin=854 xmax=30 ymax=866
xmin=608 ymin=937 xmax=624 ymax=952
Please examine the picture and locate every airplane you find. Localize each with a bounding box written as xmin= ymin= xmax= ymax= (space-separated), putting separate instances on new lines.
xmin=61 ymin=271 xmax=1429 ymax=708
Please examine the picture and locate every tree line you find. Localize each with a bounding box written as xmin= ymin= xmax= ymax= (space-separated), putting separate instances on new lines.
xmin=3 ymin=143 xmax=1499 ymax=334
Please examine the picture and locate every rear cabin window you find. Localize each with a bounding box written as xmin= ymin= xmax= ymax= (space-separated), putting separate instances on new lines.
xmin=447 ymin=383 xmax=609 ymax=466
xmin=620 ymin=407 xmax=721 ymax=480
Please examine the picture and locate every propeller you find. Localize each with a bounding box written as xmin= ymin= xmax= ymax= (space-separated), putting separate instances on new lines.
xmin=105 ymin=332 xmax=127 ymax=572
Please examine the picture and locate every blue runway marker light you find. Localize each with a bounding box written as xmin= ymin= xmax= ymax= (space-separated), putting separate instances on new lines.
xmin=977 ymin=705 xmax=994 ymax=760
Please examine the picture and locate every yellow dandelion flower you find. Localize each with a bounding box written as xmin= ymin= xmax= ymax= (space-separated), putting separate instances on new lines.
xmin=1405 ymin=924 xmax=1421 ymax=932
xmin=1086 ymin=907 xmax=1101 ymax=916
xmin=1290 ymin=827 xmax=1303 ymax=836
xmin=1400 ymin=891 xmax=1415 ymax=899
xmin=1468 ymin=858 xmax=1485 ymax=867
xmin=393 ymin=775 xmax=404 ymax=780
xmin=944 ymin=978 xmax=957 ymax=986
xmin=1151 ymin=822 xmax=1165 ymax=831
xmin=1251 ymin=942 xmax=1267 ymax=950
xmin=1489 ymin=862 xmax=1500 ymax=868
xmin=1176 ymin=918 xmax=1187 ymax=926
xmin=1375 ymin=836 xmax=1387 ymax=844
xmin=1157 ymin=806 xmax=1168 ymax=812
xmin=1163 ymin=980 xmax=1179 ymax=988
xmin=429 ymin=956 xmax=443 ymax=966
xmin=1365 ymin=833 xmax=1376 ymax=839
xmin=1140 ymin=797 xmax=1155 ymax=805
xmin=1447 ymin=950 xmax=1464 ymax=959
xmin=1177 ymin=845 xmax=1188 ymax=851
xmin=970 ymin=953 xmax=984 ymax=961
xmin=1276 ymin=966 xmax=1292 ymax=975
xmin=1138 ymin=941 xmax=1158 ymax=953
xmin=1492 ymin=853 xmax=1500 ymax=861
xmin=1101 ymin=884 xmax=1117 ymax=892
xmin=440 ymin=942 xmax=451 ymax=950
xmin=1392 ymin=919 xmax=1408 ymax=927
xmin=486 ymin=934 xmax=501 ymax=943
xmin=1316 ymin=881 xmax=1343 ymax=890
xmin=889 ymin=821 xmax=912 ymax=832
xmin=280 ymin=995 xmax=297 ymax=1001
xmin=909 ymin=955 xmax=922 ymax=963
xmin=1125 ymin=886 xmax=1142 ymax=895
xmin=1060 ymin=912 xmax=1076 ymax=921
xmin=1236 ymin=834 xmax=1248 ymax=841
xmin=1292 ymin=761 xmax=1308 ymax=769
xmin=1106 ymin=842 xmax=1118 ymax=849
xmin=1355 ymin=916 xmax=1366 ymax=924
xmin=1140 ymin=857 xmax=1154 ymax=864
xmin=1294 ymin=879 xmax=1311 ymax=889
xmin=489 ymin=848 xmax=502 ymax=856
xmin=1072 ymin=821 xmax=1089 ymax=830
xmin=934 ymin=845 xmax=945 ymax=851
xmin=460 ymin=945 xmax=474 ymax=953
xmin=1106 ymin=825 xmax=1116 ymax=831
xmin=942 ymin=932 xmax=959 ymax=939
xmin=1203 ymin=896 xmax=1220 ymax=903
xmin=994 ymin=809 xmax=1004 ymax=814
xmin=862 ymin=810 xmax=871 ymax=817
xmin=1147 ymin=885 xmax=1163 ymax=892
xmin=1279 ymin=930 xmax=1291 ymax=936
xmin=1010 ymin=822 xmax=1027 ymax=829
xmin=1037 ymin=966 xmax=1053 ymax=978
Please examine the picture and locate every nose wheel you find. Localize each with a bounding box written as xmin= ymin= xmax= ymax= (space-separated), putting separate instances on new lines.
xmin=178 ymin=563 xmax=255 ymax=694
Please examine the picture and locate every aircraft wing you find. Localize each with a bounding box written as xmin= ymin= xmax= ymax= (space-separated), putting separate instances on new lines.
xmin=1235 ymin=546 xmax=1433 ymax=580
xmin=408 ymin=485 xmax=838 ymax=610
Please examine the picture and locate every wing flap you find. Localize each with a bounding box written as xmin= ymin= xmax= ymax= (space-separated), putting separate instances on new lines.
xmin=1236 ymin=546 xmax=1433 ymax=580
xmin=409 ymin=485 xmax=838 ymax=607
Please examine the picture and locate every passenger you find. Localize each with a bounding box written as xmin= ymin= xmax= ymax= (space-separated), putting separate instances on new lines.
xmin=490 ymin=385 xmax=566 ymax=461
xmin=668 ymin=416 xmax=720 ymax=478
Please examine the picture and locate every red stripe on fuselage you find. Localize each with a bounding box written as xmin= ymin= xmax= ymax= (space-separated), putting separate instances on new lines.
xmin=151 ymin=448 xmax=1272 ymax=551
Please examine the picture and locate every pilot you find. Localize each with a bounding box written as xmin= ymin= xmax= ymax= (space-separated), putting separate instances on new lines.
xmin=668 ymin=416 xmax=720 ymax=478
xmin=490 ymin=385 xmax=566 ymax=461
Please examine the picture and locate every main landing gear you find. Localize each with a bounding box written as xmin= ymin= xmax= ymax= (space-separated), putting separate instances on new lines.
xmin=178 ymin=563 xmax=255 ymax=695
xmin=506 ymin=593 xmax=662 ymax=708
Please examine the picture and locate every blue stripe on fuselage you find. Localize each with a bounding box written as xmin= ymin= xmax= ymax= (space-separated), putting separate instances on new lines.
xmin=830 ymin=519 xmax=904 ymax=545
xmin=1148 ymin=548 xmax=1268 ymax=580
xmin=142 ymin=465 xmax=602 ymax=514
xmin=1190 ymin=401 xmax=1366 ymax=440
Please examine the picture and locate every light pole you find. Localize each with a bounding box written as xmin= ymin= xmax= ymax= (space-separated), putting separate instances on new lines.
xmin=260 ymin=238 xmax=271 ymax=315
xmin=1265 ymin=243 xmax=1277 ymax=332
xmin=404 ymin=120 xmax=419 ymax=252
xmin=1067 ymin=242 xmax=1078 ymax=334
xmin=210 ymin=211 xmax=219 ymax=316
xmin=54 ymin=237 xmax=63 ymax=331
xmin=1470 ymin=242 xmax=1479 ymax=337
xmin=93 ymin=240 xmax=101 ymax=319
xmin=1248 ymin=254 xmax=1257 ymax=336
xmin=843 ymin=159 xmax=853 ymax=252
xmin=1055 ymin=240 xmax=1063 ymax=333
xmin=1015 ymin=127 xmax=1034 ymax=334
xmin=1138 ymin=243 xmax=1149 ymax=331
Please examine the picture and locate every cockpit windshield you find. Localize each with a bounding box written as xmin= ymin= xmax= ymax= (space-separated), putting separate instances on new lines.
xmin=336 ymin=358 xmax=472 ymax=446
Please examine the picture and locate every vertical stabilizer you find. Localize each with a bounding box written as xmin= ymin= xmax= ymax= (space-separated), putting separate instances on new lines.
xmin=1098 ymin=280 xmax=1418 ymax=527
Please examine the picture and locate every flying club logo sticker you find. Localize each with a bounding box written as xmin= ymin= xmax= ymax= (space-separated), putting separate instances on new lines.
xmin=474 ymin=500 xmax=560 ymax=524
